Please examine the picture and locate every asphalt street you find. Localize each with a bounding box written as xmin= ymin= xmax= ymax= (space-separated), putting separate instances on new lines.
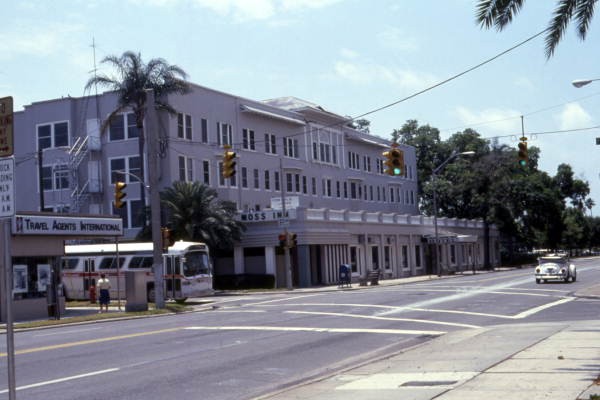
xmin=0 ymin=258 xmax=599 ymax=400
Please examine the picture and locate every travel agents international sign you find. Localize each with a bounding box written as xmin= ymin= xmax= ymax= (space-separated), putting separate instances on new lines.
xmin=12 ymin=214 xmax=123 ymax=236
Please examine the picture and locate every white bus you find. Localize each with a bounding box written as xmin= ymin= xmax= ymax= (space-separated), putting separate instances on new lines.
xmin=61 ymin=241 xmax=212 ymax=302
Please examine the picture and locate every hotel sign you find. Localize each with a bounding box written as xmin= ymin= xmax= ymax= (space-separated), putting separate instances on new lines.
xmin=12 ymin=214 xmax=123 ymax=236
xmin=238 ymin=209 xmax=297 ymax=223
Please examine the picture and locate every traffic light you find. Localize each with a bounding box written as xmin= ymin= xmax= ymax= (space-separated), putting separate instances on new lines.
xmin=383 ymin=146 xmax=404 ymax=176
xmin=518 ymin=137 xmax=528 ymax=166
xmin=114 ymin=181 xmax=127 ymax=209
xmin=278 ymin=233 xmax=287 ymax=248
xmin=288 ymin=232 xmax=297 ymax=248
xmin=222 ymin=146 xmax=237 ymax=178
xmin=161 ymin=227 xmax=174 ymax=251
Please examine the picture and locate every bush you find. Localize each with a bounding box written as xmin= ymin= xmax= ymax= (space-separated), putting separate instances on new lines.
xmin=213 ymin=274 xmax=276 ymax=290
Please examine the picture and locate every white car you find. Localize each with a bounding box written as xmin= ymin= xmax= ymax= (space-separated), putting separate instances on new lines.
xmin=535 ymin=254 xmax=577 ymax=284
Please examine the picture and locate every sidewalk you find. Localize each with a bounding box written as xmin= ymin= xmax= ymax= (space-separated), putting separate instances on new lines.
xmin=259 ymin=321 xmax=600 ymax=400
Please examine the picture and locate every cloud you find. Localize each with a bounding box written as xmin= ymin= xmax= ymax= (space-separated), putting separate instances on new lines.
xmin=555 ymin=102 xmax=593 ymax=130
xmin=0 ymin=22 xmax=84 ymax=60
xmin=188 ymin=0 xmax=341 ymax=22
xmin=340 ymin=48 xmax=359 ymax=59
xmin=453 ymin=106 xmax=522 ymax=134
xmin=333 ymin=60 xmax=437 ymax=91
xmin=376 ymin=26 xmax=418 ymax=51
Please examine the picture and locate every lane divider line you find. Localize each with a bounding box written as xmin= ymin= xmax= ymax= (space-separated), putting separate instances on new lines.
xmin=183 ymin=325 xmax=445 ymax=335
xmin=0 ymin=368 xmax=120 ymax=394
xmin=0 ymin=327 xmax=182 ymax=358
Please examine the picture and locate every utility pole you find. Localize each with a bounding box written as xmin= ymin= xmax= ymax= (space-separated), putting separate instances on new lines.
xmin=279 ymin=158 xmax=292 ymax=289
xmin=145 ymin=90 xmax=165 ymax=309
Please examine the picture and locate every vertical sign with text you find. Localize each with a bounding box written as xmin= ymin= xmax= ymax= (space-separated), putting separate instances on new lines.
xmin=0 ymin=157 xmax=15 ymax=218
xmin=0 ymin=97 xmax=14 ymax=157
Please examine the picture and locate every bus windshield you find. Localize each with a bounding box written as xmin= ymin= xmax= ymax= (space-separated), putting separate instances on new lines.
xmin=182 ymin=251 xmax=211 ymax=277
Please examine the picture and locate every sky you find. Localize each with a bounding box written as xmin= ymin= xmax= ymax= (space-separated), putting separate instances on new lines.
xmin=2 ymin=0 xmax=600 ymax=214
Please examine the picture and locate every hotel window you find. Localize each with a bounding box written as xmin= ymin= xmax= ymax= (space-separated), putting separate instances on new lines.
xmin=178 ymin=156 xmax=193 ymax=182
xmin=336 ymin=181 xmax=340 ymax=198
xmin=369 ymin=186 xmax=373 ymax=201
xmin=286 ymin=173 xmax=293 ymax=193
xmin=274 ymin=171 xmax=280 ymax=191
xmin=243 ymin=129 xmax=256 ymax=150
xmin=201 ymin=118 xmax=208 ymax=143
xmin=37 ymin=121 xmax=69 ymax=150
xmin=348 ymin=152 xmax=360 ymax=170
xmin=311 ymin=177 xmax=317 ymax=195
xmin=41 ymin=165 xmax=69 ymax=191
xmin=264 ymin=170 xmax=270 ymax=190
xmin=350 ymin=182 xmax=357 ymax=199
xmin=110 ymin=156 xmax=141 ymax=184
xmin=202 ymin=160 xmax=210 ymax=185
xmin=344 ymin=182 xmax=348 ymax=198
xmin=294 ymin=174 xmax=300 ymax=193
xmin=265 ymin=133 xmax=277 ymax=154
xmin=283 ymin=137 xmax=299 ymax=158
xmin=241 ymin=167 xmax=248 ymax=188
xmin=390 ymin=188 xmax=395 ymax=202
xmin=113 ymin=199 xmax=144 ymax=229
xmin=108 ymin=113 xmax=138 ymax=142
xmin=217 ymin=122 xmax=233 ymax=146
xmin=302 ymin=176 xmax=307 ymax=194
xmin=177 ymin=113 xmax=192 ymax=140
xmin=312 ymin=142 xmax=318 ymax=160
xmin=253 ymin=169 xmax=260 ymax=189
xmin=363 ymin=156 xmax=371 ymax=172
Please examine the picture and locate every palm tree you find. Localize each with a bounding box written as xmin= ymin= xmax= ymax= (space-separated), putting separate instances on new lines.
xmin=160 ymin=181 xmax=246 ymax=255
xmin=85 ymin=51 xmax=191 ymax=216
xmin=476 ymin=0 xmax=596 ymax=58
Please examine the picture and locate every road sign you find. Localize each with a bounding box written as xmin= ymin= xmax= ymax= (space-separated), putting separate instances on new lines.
xmin=278 ymin=218 xmax=290 ymax=227
xmin=0 ymin=97 xmax=14 ymax=157
xmin=0 ymin=157 xmax=15 ymax=218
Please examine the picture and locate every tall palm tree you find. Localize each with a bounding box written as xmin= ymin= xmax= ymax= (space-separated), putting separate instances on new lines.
xmin=160 ymin=181 xmax=246 ymax=254
xmin=85 ymin=51 xmax=191 ymax=217
xmin=476 ymin=0 xmax=597 ymax=58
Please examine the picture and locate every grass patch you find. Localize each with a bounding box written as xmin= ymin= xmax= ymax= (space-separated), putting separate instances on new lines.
xmin=11 ymin=302 xmax=194 ymax=330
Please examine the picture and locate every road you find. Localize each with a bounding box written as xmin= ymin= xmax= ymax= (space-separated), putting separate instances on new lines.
xmin=1 ymin=258 xmax=599 ymax=400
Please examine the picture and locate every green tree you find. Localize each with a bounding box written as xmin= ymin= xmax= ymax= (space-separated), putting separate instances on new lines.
xmin=159 ymin=181 xmax=245 ymax=255
xmin=85 ymin=51 xmax=191 ymax=216
xmin=476 ymin=0 xmax=597 ymax=58
xmin=395 ymin=120 xmax=448 ymax=200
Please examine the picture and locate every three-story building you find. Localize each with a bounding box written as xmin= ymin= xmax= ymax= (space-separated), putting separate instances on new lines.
xmin=13 ymin=83 xmax=499 ymax=288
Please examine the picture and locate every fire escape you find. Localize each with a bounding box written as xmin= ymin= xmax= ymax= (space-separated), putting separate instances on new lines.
xmin=69 ymin=120 xmax=103 ymax=213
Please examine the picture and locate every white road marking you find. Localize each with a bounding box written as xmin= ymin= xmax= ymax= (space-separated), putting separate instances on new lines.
xmin=244 ymin=293 xmax=323 ymax=306
xmin=183 ymin=325 xmax=445 ymax=335
xmin=266 ymin=297 xmax=575 ymax=320
xmin=511 ymin=297 xmax=575 ymax=318
xmin=0 ymin=368 xmax=119 ymax=394
xmin=385 ymin=287 xmax=562 ymax=297
xmin=286 ymin=310 xmax=481 ymax=329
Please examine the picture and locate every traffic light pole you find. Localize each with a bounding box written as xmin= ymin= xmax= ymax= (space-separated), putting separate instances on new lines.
xmin=280 ymin=158 xmax=292 ymax=290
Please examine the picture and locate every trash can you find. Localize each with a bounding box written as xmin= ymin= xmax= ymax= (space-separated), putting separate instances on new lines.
xmin=338 ymin=264 xmax=351 ymax=288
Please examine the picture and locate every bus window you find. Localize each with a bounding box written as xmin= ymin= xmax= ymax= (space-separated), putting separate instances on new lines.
xmin=130 ymin=256 xmax=153 ymax=269
xmin=62 ymin=258 xmax=79 ymax=270
xmin=99 ymin=257 xmax=125 ymax=269
xmin=182 ymin=252 xmax=210 ymax=277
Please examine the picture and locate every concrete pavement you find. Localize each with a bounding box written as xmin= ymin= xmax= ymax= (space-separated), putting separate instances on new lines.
xmin=251 ymin=273 xmax=600 ymax=400
xmin=23 ymin=268 xmax=600 ymax=399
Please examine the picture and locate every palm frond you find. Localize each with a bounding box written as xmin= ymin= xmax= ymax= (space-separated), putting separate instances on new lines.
xmin=575 ymin=0 xmax=597 ymax=40
xmin=545 ymin=0 xmax=578 ymax=58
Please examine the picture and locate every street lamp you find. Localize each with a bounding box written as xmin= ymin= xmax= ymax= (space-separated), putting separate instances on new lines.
xmin=572 ymin=78 xmax=600 ymax=88
xmin=432 ymin=150 xmax=475 ymax=277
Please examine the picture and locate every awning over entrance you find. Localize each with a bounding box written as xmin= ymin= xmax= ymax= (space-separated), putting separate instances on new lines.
xmin=422 ymin=230 xmax=478 ymax=244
